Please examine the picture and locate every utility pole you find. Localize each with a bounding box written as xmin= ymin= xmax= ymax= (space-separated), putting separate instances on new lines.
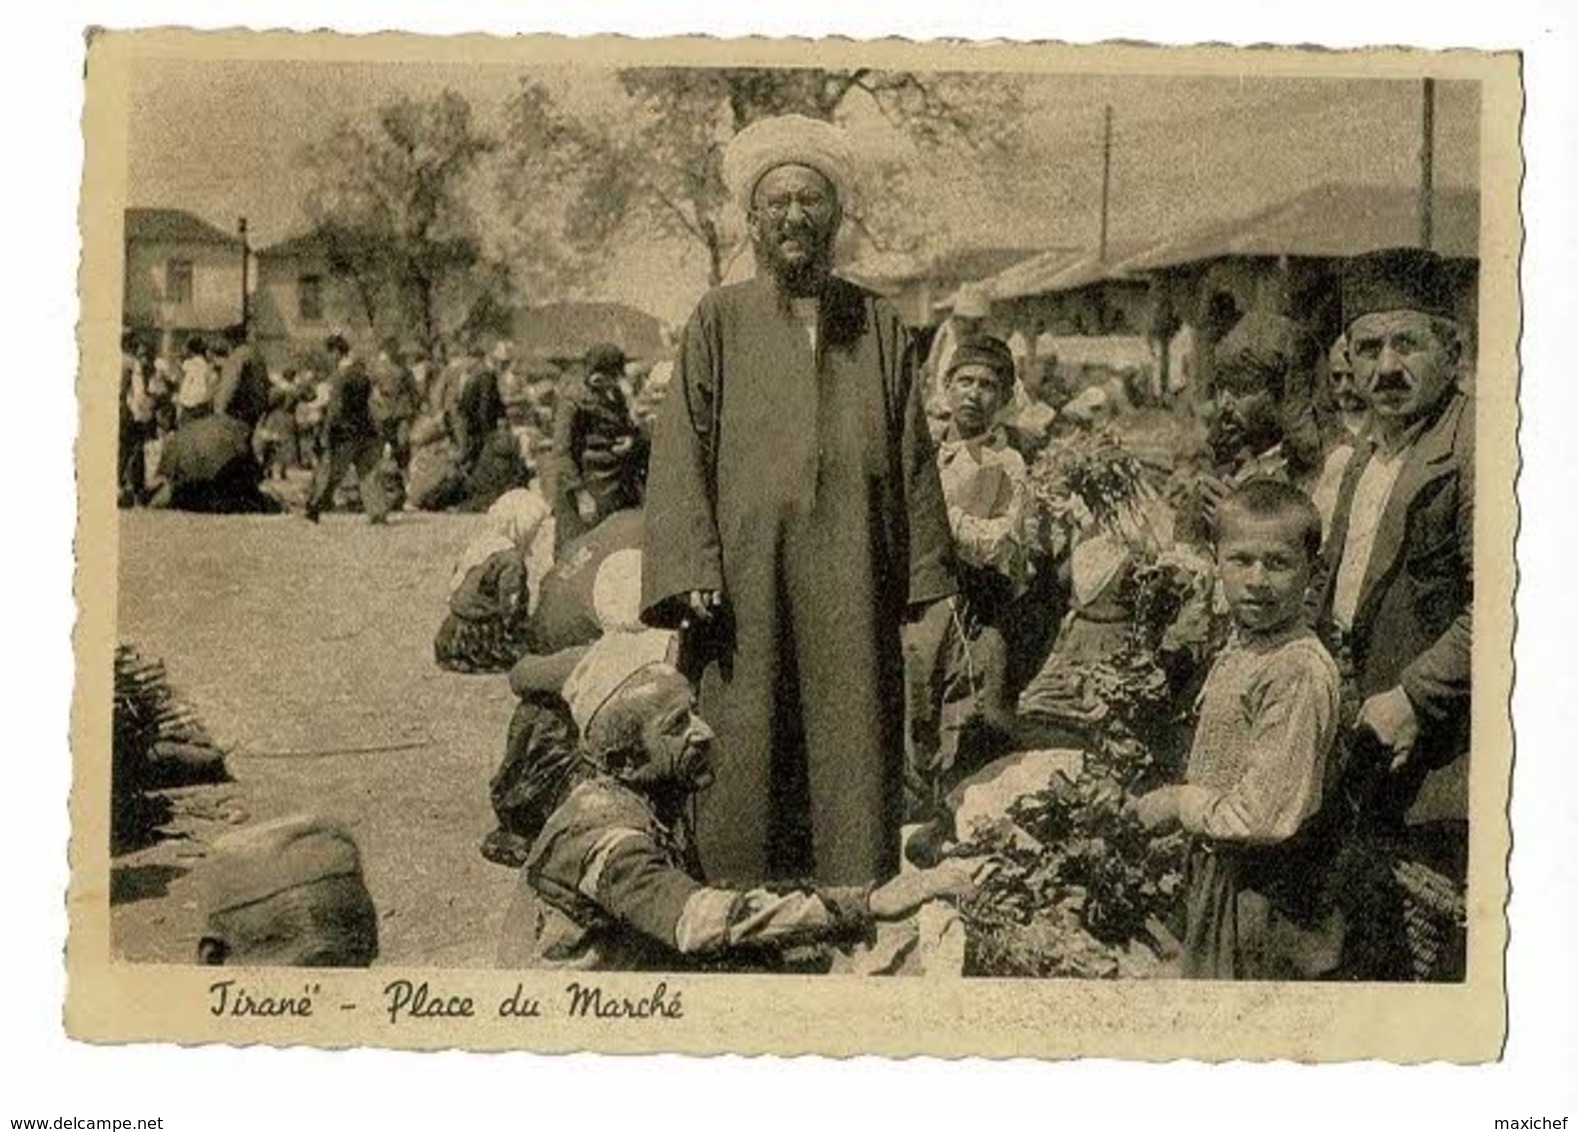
xmin=1419 ymin=78 xmax=1435 ymax=250
xmin=238 ymin=216 xmax=250 ymax=335
xmin=1098 ymin=104 xmax=1113 ymax=264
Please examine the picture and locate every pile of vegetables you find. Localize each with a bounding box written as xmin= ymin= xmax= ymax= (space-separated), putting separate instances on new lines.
xmin=954 ymin=429 xmax=1225 ymax=978
xmin=957 ymin=772 xmax=1189 ymax=978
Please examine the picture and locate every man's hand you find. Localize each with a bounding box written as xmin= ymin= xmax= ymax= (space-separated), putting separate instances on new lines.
xmin=575 ymin=490 xmax=598 ymax=523
xmin=1126 ymin=786 xmax=1182 ymax=832
xmin=1355 ymin=686 xmax=1420 ymax=771
xmin=684 ymin=589 xmax=723 ymax=624
xmin=1195 ymin=473 xmax=1230 ymax=524
xmin=869 ymin=861 xmax=981 ymax=921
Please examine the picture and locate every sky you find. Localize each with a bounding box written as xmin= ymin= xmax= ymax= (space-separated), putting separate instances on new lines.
xmin=123 ymin=57 xmax=1479 ymax=325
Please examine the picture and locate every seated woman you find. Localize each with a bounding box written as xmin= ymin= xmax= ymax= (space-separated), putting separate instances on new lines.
xmin=498 ymin=631 xmax=977 ymax=971
xmin=434 ymin=488 xmax=551 ymax=674
xmin=481 ymin=518 xmax=645 ymax=869
xmin=148 ymin=413 xmax=279 ymax=515
xmin=1014 ymin=419 xmax=1216 ymax=747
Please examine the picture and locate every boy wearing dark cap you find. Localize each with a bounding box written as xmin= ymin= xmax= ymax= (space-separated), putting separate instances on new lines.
xmin=905 ymin=333 xmax=1034 ymax=812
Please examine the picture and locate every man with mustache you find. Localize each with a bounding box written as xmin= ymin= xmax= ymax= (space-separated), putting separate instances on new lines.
xmin=1192 ymin=309 xmax=1323 ymax=531
xmin=641 ymin=114 xmax=954 ymax=889
xmin=1316 ymin=247 xmax=1473 ymax=977
xmin=1310 ymin=333 xmax=1371 ymax=537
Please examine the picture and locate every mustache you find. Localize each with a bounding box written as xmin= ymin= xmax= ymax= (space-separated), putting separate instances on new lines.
xmin=763 ymin=217 xmax=825 ymax=240
xmin=1371 ymin=372 xmax=1413 ymax=393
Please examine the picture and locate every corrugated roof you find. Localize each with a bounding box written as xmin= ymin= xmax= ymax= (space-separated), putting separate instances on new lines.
xmin=842 ymin=244 xmax=1046 ymax=290
xmin=1118 ymin=182 xmax=1479 ymax=273
xmin=511 ymin=301 xmax=667 ymax=363
xmin=124 ymin=207 xmax=243 ymax=247
xmin=840 ymin=250 xmax=927 ymax=290
xmin=983 ymin=243 xmax=1150 ymax=301
xmin=932 ymin=245 xmax=1046 ymax=283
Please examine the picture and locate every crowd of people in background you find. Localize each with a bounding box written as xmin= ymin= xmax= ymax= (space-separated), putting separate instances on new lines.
xmin=118 ymin=322 xmax=667 ymax=526
xmin=172 ymin=115 xmax=1473 ymax=984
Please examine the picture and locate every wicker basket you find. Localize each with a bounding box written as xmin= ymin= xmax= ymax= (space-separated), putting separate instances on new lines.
xmin=1392 ymin=857 xmax=1468 ymax=982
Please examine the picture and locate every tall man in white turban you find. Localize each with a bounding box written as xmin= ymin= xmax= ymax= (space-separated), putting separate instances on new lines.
xmin=641 ymin=114 xmax=955 ymax=888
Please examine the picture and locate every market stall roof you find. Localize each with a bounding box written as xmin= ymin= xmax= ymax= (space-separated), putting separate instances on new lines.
xmin=981 ymin=242 xmax=1154 ymax=301
xmin=840 ymin=250 xmax=926 ymax=290
xmin=845 ymin=244 xmax=1049 ymax=293
xmin=975 ymin=247 xmax=1085 ymax=301
xmin=1117 ymin=182 xmax=1480 ymax=274
xmin=511 ymin=300 xmax=668 ymax=363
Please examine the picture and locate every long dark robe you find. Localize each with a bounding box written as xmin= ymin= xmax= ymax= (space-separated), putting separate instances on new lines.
xmin=641 ymin=274 xmax=954 ymax=887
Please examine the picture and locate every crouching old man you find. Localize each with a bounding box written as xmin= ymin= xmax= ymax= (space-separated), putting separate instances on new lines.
xmin=197 ymin=815 xmax=378 ymax=967
xmin=498 ymin=631 xmax=976 ymax=971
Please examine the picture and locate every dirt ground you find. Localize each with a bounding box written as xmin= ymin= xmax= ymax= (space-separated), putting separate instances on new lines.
xmin=112 ymin=505 xmax=522 ymax=967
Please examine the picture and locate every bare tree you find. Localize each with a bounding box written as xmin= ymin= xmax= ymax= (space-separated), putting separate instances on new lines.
xmin=499 ymin=67 xmax=1023 ymax=289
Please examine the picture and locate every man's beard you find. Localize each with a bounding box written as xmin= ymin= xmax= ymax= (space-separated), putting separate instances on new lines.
xmin=1210 ymin=414 xmax=1280 ymax=467
xmin=753 ymin=226 xmax=835 ymax=296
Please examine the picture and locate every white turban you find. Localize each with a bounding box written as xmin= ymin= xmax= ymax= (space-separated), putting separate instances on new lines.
xmin=722 ymin=114 xmax=858 ymax=215
xmin=591 ymin=548 xmax=646 ymax=633
xmin=562 ymin=629 xmax=678 ymax=735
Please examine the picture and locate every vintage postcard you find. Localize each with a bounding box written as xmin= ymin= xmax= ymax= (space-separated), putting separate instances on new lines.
xmin=70 ymin=28 xmax=1520 ymax=1059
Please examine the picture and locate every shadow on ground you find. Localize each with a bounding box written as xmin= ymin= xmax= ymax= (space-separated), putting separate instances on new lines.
xmin=110 ymin=862 xmax=188 ymax=906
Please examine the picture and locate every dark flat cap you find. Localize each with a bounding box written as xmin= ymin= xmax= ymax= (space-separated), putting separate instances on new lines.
xmin=585 ymin=342 xmax=628 ymax=376
xmin=946 ymin=333 xmax=1016 ymax=386
xmin=1342 ymin=247 xmax=1457 ymax=327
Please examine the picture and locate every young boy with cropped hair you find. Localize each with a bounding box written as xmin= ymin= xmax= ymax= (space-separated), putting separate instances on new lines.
xmin=1131 ymin=478 xmax=1343 ymax=979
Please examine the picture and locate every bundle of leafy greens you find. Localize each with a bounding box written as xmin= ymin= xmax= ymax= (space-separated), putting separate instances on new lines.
xmin=954 ymin=737 xmax=1189 ymax=977
xmin=1025 ymin=426 xmax=1161 ymax=558
xmin=956 ymin=431 xmax=1227 ymax=976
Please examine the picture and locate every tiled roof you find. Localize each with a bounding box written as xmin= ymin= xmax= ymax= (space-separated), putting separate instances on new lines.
xmin=124 ymin=207 xmax=243 ymax=247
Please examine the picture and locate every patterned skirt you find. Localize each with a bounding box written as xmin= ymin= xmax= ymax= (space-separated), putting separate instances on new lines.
xmin=434 ymin=613 xmax=530 ymax=674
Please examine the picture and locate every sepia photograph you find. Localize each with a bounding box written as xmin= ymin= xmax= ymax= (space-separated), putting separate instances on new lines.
xmin=68 ymin=28 xmax=1520 ymax=1060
